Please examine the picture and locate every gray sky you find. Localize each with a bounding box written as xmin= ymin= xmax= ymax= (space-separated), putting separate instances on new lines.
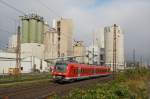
xmin=0 ymin=0 xmax=150 ymax=63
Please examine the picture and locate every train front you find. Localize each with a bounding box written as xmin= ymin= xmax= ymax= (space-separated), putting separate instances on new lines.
xmin=51 ymin=61 xmax=68 ymax=82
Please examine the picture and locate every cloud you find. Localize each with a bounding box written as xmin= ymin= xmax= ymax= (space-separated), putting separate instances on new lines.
xmin=62 ymin=0 xmax=150 ymax=61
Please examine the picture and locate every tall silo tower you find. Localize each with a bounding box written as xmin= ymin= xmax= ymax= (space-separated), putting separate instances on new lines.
xmin=20 ymin=14 xmax=45 ymax=59
xmin=54 ymin=18 xmax=73 ymax=57
xmin=43 ymin=28 xmax=58 ymax=60
xmin=37 ymin=17 xmax=44 ymax=43
xmin=21 ymin=14 xmax=44 ymax=43
xmin=104 ymin=25 xmax=124 ymax=70
xmin=21 ymin=15 xmax=29 ymax=43
xmin=116 ymin=28 xmax=124 ymax=69
xmin=29 ymin=14 xmax=37 ymax=43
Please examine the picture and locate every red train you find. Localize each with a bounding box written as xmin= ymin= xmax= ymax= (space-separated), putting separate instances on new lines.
xmin=51 ymin=60 xmax=112 ymax=82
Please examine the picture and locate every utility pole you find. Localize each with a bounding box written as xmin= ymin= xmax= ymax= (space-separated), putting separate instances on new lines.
xmin=87 ymin=50 xmax=90 ymax=64
xmin=16 ymin=26 xmax=21 ymax=72
xmin=96 ymin=38 xmax=101 ymax=65
xmin=133 ymin=48 xmax=135 ymax=68
xmin=147 ymin=59 xmax=149 ymax=68
xmin=113 ymin=24 xmax=117 ymax=79
xmin=92 ymin=31 xmax=95 ymax=65
xmin=57 ymin=21 xmax=61 ymax=57
xmin=140 ymin=56 xmax=143 ymax=68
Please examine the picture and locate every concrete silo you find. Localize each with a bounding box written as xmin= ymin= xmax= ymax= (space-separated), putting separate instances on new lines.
xmin=29 ymin=15 xmax=37 ymax=43
xmin=104 ymin=26 xmax=113 ymax=66
xmin=43 ymin=28 xmax=58 ymax=60
xmin=21 ymin=14 xmax=45 ymax=43
xmin=20 ymin=14 xmax=45 ymax=59
xmin=55 ymin=18 xmax=73 ymax=57
xmin=116 ymin=29 xmax=124 ymax=69
xmin=104 ymin=25 xmax=124 ymax=70
xmin=37 ymin=19 xmax=44 ymax=43
xmin=21 ymin=16 xmax=29 ymax=43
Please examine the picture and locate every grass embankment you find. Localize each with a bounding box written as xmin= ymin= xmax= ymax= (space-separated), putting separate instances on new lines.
xmin=0 ymin=73 xmax=51 ymax=87
xmin=53 ymin=68 xmax=150 ymax=99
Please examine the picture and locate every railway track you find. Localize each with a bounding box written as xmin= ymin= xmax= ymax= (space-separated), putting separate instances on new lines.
xmin=0 ymin=75 xmax=112 ymax=99
xmin=0 ymin=82 xmax=59 ymax=99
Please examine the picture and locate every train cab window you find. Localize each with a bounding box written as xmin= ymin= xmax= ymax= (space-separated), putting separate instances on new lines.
xmin=55 ymin=62 xmax=67 ymax=72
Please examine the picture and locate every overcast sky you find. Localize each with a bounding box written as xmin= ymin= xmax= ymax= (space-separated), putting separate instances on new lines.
xmin=0 ymin=0 xmax=150 ymax=63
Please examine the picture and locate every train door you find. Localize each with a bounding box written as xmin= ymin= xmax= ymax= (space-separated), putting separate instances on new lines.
xmin=78 ymin=65 xmax=81 ymax=77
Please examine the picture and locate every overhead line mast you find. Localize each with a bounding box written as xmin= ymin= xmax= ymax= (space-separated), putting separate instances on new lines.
xmin=133 ymin=48 xmax=136 ymax=68
xmin=92 ymin=31 xmax=95 ymax=65
xmin=16 ymin=26 xmax=21 ymax=70
xmin=113 ymin=24 xmax=117 ymax=79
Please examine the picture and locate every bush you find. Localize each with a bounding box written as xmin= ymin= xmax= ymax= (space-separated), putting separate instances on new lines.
xmin=64 ymin=82 xmax=134 ymax=99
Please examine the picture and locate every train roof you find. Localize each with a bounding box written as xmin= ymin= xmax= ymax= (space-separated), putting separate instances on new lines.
xmin=55 ymin=60 xmax=110 ymax=69
xmin=68 ymin=63 xmax=110 ymax=69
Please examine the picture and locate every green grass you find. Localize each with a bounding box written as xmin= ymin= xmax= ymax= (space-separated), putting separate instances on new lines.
xmin=64 ymin=82 xmax=134 ymax=99
xmin=0 ymin=78 xmax=50 ymax=88
xmin=0 ymin=73 xmax=52 ymax=87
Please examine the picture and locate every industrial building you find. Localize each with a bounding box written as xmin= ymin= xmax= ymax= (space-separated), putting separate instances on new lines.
xmin=7 ymin=14 xmax=46 ymax=59
xmin=104 ymin=24 xmax=125 ymax=70
xmin=87 ymin=46 xmax=100 ymax=65
xmin=94 ymin=29 xmax=105 ymax=65
xmin=21 ymin=43 xmax=44 ymax=59
xmin=54 ymin=18 xmax=73 ymax=57
xmin=20 ymin=14 xmax=45 ymax=59
xmin=0 ymin=51 xmax=48 ymax=74
xmin=94 ymin=29 xmax=105 ymax=48
xmin=8 ymin=34 xmax=17 ymax=49
xmin=8 ymin=16 xmax=74 ymax=60
xmin=0 ymin=15 xmax=76 ymax=74
xmin=44 ymin=27 xmax=58 ymax=60
xmin=84 ymin=29 xmax=105 ymax=65
xmin=0 ymin=14 xmax=49 ymax=74
xmin=86 ymin=46 xmax=104 ymax=65
xmin=8 ymin=38 xmax=44 ymax=59
xmin=73 ymin=40 xmax=86 ymax=63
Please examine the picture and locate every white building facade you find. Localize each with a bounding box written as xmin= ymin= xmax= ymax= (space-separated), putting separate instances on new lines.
xmin=73 ymin=40 xmax=86 ymax=63
xmin=44 ymin=28 xmax=58 ymax=60
xmin=8 ymin=34 xmax=17 ymax=49
xmin=86 ymin=46 xmax=100 ymax=65
xmin=54 ymin=18 xmax=73 ymax=57
xmin=0 ymin=52 xmax=48 ymax=75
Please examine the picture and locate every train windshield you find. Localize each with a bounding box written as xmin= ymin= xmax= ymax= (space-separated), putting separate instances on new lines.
xmin=55 ymin=62 xmax=67 ymax=72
